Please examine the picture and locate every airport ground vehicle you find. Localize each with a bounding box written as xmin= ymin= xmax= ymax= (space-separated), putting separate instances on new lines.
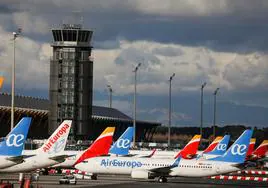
xmin=59 ymin=175 xmax=77 ymax=185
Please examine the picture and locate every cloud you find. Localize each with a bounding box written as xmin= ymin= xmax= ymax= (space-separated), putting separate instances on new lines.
xmin=0 ymin=1 xmax=268 ymax=53
xmin=94 ymin=40 xmax=268 ymax=96
xmin=12 ymin=12 xmax=49 ymax=35
xmin=0 ymin=25 xmax=50 ymax=91
xmin=223 ymin=52 xmax=268 ymax=91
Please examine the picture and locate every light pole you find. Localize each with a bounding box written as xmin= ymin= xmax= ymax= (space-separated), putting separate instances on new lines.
xmin=200 ymin=82 xmax=206 ymax=137
xmin=133 ymin=62 xmax=141 ymax=147
xmin=11 ymin=29 xmax=21 ymax=131
xmin=107 ymin=84 xmax=112 ymax=108
xmin=168 ymin=73 xmax=175 ymax=147
xmin=213 ymin=88 xmax=220 ymax=139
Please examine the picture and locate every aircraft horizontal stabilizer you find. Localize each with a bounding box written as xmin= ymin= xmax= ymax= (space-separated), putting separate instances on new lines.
xmin=5 ymin=156 xmax=24 ymax=163
xmin=49 ymin=155 xmax=70 ymax=162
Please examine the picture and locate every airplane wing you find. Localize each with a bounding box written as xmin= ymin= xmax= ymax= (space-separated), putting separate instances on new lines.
xmin=143 ymin=157 xmax=181 ymax=175
xmin=49 ymin=155 xmax=70 ymax=162
xmin=149 ymin=166 xmax=175 ymax=174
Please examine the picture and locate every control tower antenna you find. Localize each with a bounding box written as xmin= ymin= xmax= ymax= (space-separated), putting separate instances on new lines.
xmin=61 ymin=10 xmax=83 ymax=26
xmin=72 ymin=10 xmax=84 ymax=26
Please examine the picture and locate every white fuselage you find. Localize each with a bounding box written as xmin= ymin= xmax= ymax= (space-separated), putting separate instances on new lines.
xmin=75 ymin=156 xmax=240 ymax=178
xmin=0 ymin=154 xmax=62 ymax=173
xmin=0 ymin=157 xmax=21 ymax=169
xmin=52 ymin=151 xmax=81 ymax=168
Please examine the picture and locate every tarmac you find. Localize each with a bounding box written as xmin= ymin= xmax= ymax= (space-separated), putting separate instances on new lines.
xmin=1 ymin=174 xmax=267 ymax=188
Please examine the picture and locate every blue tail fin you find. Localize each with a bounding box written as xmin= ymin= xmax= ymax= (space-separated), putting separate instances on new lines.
xmin=206 ymin=135 xmax=230 ymax=155
xmin=0 ymin=117 xmax=32 ymax=156
xmin=209 ymin=130 xmax=253 ymax=163
xmin=109 ymin=127 xmax=133 ymax=155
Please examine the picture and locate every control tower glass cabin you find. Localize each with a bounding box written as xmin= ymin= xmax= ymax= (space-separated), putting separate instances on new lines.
xmin=49 ymin=24 xmax=93 ymax=140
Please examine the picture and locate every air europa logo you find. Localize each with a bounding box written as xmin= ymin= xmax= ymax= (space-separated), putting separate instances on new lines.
xmin=100 ymin=159 xmax=142 ymax=168
xmin=43 ymin=124 xmax=69 ymax=152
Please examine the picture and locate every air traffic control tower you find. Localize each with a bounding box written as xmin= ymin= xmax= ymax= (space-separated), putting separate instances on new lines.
xmin=49 ymin=24 xmax=93 ymax=140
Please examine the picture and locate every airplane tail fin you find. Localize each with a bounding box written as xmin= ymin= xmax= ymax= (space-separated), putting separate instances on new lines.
xmin=0 ymin=76 xmax=4 ymax=89
xmin=203 ymin=136 xmax=223 ymax=153
xmin=174 ymin=135 xmax=201 ymax=159
xmin=74 ymin=127 xmax=115 ymax=165
xmin=0 ymin=117 xmax=32 ymax=156
xmin=252 ymin=140 xmax=268 ymax=158
xmin=36 ymin=120 xmax=72 ymax=154
xmin=209 ymin=130 xmax=253 ymax=163
xmin=109 ymin=127 xmax=133 ymax=155
xmin=205 ymin=135 xmax=230 ymax=155
xmin=246 ymin=138 xmax=256 ymax=157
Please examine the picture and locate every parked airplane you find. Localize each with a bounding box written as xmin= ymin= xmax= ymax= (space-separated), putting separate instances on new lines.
xmin=246 ymin=138 xmax=256 ymax=157
xmin=109 ymin=127 xmax=156 ymax=158
xmin=0 ymin=76 xmax=4 ymax=90
xmin=0 ymin=117 xmax=32 ymax=169
xmin=109 ymin=127 xmax=133 ymax=156
xmin=0 ymin=120 xmax=72 ymax=173
xmin=129 ymin=135 xmax=220 ymax=158
xmin=202 ymin=136 xmax=223 ymax=153
xmin=75 ymin=130 xmax=252 ymax=182
xmin=52 ymin=127 xmax=115 ymax=169
xmin=200 ymin=135 xmax=231 ymax=159
xmin=174 ymin=134 xmax=201 ymax=159
xmin=248 ymin=140 xmax=268 ymax=160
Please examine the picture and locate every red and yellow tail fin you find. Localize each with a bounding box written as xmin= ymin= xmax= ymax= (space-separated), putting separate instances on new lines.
xmin=174 ymin=134 xmax=201 ymax=159
xmin=246 ymin=138 xmax=256 ymax=156
xmin=252 ymin=140 xmax=268 ymax=158
xmin=203 ymin=136 xmax=223 ymax=153
xmin=74 ymin=127 xmax=115 ymax=165
xmin=0 ymin=76 xmax=4 ymax=90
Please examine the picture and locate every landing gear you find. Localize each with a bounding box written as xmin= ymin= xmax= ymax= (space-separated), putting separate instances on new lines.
xmin=40 ymin=168 xmax=49 ymax=175
xmin=157 ymin=176 xmax=167 ymax=183
xmin=91 ymin=174 xmax=98 ymax=180
xmin=56 ymin=168 xmax=62 ymax=174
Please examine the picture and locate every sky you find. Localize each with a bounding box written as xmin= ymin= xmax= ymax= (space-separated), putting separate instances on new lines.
xmin=0 ymin=0 xmax=268 ymax=127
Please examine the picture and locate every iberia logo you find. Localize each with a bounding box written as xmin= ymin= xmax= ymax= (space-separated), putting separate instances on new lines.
xmin=43 ymin=124 xmax=70 ymax=152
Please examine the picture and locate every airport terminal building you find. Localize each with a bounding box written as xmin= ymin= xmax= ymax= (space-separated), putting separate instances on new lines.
xmin=0 ymin=93 xmax=160 ymax=141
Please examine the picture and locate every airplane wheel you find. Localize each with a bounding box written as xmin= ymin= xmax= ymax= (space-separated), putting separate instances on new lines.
xmin=158 ymin=176 xmax=167 ymax=183
xmin=91 ymin=174 xmax=97 ymax=180
xmin=57 ymin=168 xmax=62 ymax=174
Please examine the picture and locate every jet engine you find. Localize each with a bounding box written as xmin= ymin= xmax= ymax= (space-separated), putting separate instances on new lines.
xmin=131 ymin=170 xmax=154 ymax=179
